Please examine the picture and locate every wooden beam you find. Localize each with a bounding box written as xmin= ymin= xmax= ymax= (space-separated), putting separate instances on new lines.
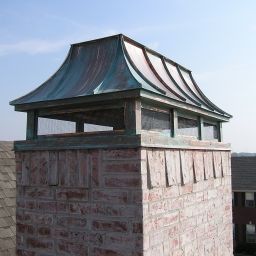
xmin=38 ymin=102 xmax=124 ymax=117
xmin=124 ymin=99 xmax=141 ymax=135
xmin=14 ymin=89 xmax=140 ymax=112
xmin=26 ymin=110 xmax=38 ymax=140
xmin=140 ymin=90 xmax=231 ymax=122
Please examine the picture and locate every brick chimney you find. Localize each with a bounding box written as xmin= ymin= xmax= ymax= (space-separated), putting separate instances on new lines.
xmin=11 ymin=34 xmax=233 ymax=255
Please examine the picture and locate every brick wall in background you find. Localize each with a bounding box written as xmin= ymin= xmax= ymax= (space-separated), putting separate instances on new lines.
xmin=15 ymin=148 xmax=233 ymax=256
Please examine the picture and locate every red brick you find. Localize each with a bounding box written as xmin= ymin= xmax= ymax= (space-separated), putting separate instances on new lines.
xmin=25 ymin=200 xmax=37 ymax=210
xmin=57 ymin=201 xmax=69 ymax=213
xmin=17 ymin=199 xmax=25 ymax=208
xmin=92 ymin=189 xmax=128 ymax=204
xmin=27 ymin=237 xmax=53 ymax=251
xmin=17 ymin=249 xmax=36 ymax=256
xmin=24 ymin=187 xmax=54 ymax=199
xmin=38 ymin=226 xmax=52 ymax=237
xmin=103 ymin=148 xmax=139 ymax=160
xmin=92 ymin=220 xmax=128 ymax=232
xmin=91 ymin=203 xmax=139 ymax=218
xmin=17 ymin=223 xmax=35 ymax=234
xmin=89 ymin=233 xmax=105 ymax=246
xmin=26 ymin=212 xmax=53 ymax=225
xmin=104 ymin=176 xmax=141 ymax=188
xmin=132 ymin=190 xmax=142 ymax=204
xmin=103 ymin=162 xmax=140 ymax=173
xmin=92 ymin=247 xmax=124 ymax=256
xmin=57 ymin=240 xmax=88 ymax=256
xmin=54 ymin=229 xmax=69 ymax=239
xmin=38 ymin=201 xmax=56 ymax=213
xmin=56 ymin=188 xmax=88 ymax=201
xmin=69 ymin=202 xmax=90 ymax=215
xmin=56 ymin=216 xmax=87 ymax=228
xmin=133 ymin=222 xmax=143 ymax=233
xmin=68 ymin=230 xmax=88 ymax=242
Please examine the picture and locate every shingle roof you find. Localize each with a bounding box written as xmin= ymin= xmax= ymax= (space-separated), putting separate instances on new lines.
xmin=231 ymin=156 xmax=256 ymax=191
xmin=10 ymin=34 xmax=231 ymax=120
xmin=0 ymin=141 xmax=16 ymax=256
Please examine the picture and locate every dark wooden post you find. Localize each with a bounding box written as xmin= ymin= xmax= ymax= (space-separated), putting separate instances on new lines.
xmin=76 ymin=121 xmax=84 ymax=133
xmin=198 ymin=116 xmax=204 ymax=140
xmin=217 ymin=121 xmax=223 ymax=142
xmin=171 ymin=109 xmax=178 ymax=138
xmin=124 ymin=99 xmax=141 ymax=135
xmin=26 ymin=110 xmax=38 ymax=140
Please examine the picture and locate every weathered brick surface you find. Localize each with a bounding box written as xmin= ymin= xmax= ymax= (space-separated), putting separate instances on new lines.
xmin=142 ymin=148 xmax=233 ymax=256
xmin=16 ymin=148 xmax=232 ymax=255
xmin=16 ymin=148 xmax=143 ymax=256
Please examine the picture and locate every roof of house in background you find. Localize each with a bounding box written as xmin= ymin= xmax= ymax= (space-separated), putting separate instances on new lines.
xmin=231 ymin=156 xmax=256 ymax=191
xmin=10 ymin=34 xmax=231 ymax=120
xmin=0 ymin=141 xmax=16 ymax=255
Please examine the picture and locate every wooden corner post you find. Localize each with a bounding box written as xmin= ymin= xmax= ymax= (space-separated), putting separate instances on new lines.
xmin=26 ymin=110 xmax=38 ymax=140
xmin=124 ymin=99 xmax=141 ymax=135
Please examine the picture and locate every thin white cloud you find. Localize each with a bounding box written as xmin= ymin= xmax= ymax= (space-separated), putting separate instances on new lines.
xmin=0 ymin=39 xmax=68 ymax=56
xmin=0 ymin=28 xmax=121 ymax=56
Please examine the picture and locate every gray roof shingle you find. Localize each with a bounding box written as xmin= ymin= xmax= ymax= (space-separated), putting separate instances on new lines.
xmin=231 ymin=156 xmax=256 ymax=191
xmin=0 ymin=141 xmax=16 ymax=256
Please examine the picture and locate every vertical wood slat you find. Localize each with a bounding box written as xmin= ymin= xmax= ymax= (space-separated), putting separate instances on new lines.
xmin=124 ymin=99 xmax=141 ymax=135
xmin=26 ymin=110 xmax=38 ymax=140
xmin=165 ymin=150 xmax=181 ymax=186
xmin=78 ymin=150 xmax=89 ymax=188
xmin=203 ymin=151 xmax=214 ymax=179
xmin=39 ymin=151 xmax=49 ymax=185
xmin=21 ymin=153 xmax=30 ymax=186
xmin=48 ymin=151 xmax=58 ymax=186
xmin=193 ymin=151 xmax=204 ymax=182
xmin=180 ymin=150 xmax=193 ymax=184
xmin=30 ymin=152 xmax=39 ymax=185
xmin=213 ymin=151 xmax=222 ymax=178
xmin=147 ymin=150 xmax=165 ymax=188
xmin=221 ymin=151 xmax=229 ymax=176
xmin=67 ymin=150 xmax=78 ymax=187
xmin=58 ymin=151 xmax=68 ymax=186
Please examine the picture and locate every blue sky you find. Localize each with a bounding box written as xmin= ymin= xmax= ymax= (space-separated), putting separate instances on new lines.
xmin=1 ymin=0 xmax=256 ymax=152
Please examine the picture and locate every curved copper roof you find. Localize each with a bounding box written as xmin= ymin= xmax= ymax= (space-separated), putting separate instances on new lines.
xmin=10 ymin=34 xmax=231 ymax=118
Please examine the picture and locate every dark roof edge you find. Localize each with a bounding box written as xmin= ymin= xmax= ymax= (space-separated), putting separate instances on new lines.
xmin=71 ymin=34 xmax=122 ymax=46
xmin=10 ymin=46 xmax=73 ymax=106
xmin=11 ymin=87 xmax=230 ymax=121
